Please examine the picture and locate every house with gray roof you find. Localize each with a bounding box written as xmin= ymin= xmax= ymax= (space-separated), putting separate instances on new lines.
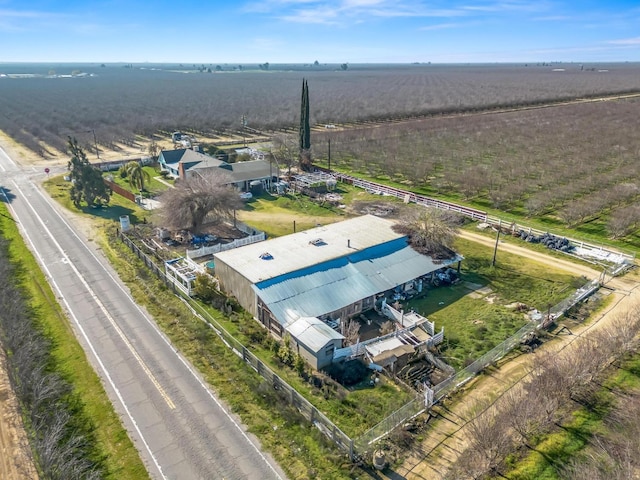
xmin=158 ymin=148 xmax=274 ymax=192
xmin=213 ymin=214 xmax=462 ymax=369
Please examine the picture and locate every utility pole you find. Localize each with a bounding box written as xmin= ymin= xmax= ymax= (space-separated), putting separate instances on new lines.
xmin=328 ymin=137 xmax=331 ymax=172
xmin=492 ymin=220 xmax=501 ymax=267
xmin=90 ymin=129 xmax=100 ymax=160
xmin=241 ymin=115 xmax=247 ymax=147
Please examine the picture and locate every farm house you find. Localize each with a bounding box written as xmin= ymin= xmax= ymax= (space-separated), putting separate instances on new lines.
xmin=213 ymin=214 xmax=462 ymax=369
xmin=158 ymin=148 xmax=274 ymax=192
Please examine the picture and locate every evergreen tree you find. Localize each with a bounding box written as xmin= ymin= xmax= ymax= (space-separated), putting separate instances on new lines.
xmin=67 ymin=137 xmax=111 ymax=208
xmin=299 ymin=79 xmax=312 ymax=171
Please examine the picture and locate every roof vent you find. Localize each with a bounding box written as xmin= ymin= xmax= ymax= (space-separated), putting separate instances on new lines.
xmin=259 ymin=252 xmax=273 ymax=260
xmin=309 ymin=238 xmax=326 ymax=246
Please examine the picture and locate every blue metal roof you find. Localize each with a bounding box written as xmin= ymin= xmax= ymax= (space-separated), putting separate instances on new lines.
xmin=255 ymin=239 xmax=461 ymax=326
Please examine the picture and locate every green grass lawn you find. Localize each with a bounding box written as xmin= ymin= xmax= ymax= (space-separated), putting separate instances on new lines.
xmin=45 ymin=174 xmax=151 ymax=225
xmin=406 ymin=237 xmax=583 ymax=369
xmin=104 ymin=165 xmax=170 ymax=197
xmin=0 ymin=201 xmax=148 ymax=480
xmin=239 ymin=191 xmax=348 ymax=237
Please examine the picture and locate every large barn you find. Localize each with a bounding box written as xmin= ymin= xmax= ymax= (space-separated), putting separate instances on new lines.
xmin=213 ymin=214 xmax=462 ymax=369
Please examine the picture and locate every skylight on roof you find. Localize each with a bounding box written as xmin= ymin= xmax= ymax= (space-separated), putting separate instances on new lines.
xmin=309 ymin=238 xmax=326 ymax=246
xmin=259 ymin=252 xmax=274 ymax=260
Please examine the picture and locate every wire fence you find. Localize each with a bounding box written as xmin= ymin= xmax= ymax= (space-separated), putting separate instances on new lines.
xmin=354 ymin=395 xmax=425 ymax=451
xmin=120 ymin=232 xmax=355 ymax=457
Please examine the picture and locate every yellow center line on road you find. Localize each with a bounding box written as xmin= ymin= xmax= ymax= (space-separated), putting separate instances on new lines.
xmin=94 ymin=295 xmax=177 ymax=410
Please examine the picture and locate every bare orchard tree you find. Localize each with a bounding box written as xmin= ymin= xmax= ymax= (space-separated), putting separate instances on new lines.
xmin=342 ymin=318 xmax=361 ymax=346
xmin=156 ymin=171 xmax=242 ymax=234
xmin=502 ymin=383 xmax=555 ymax=446
xmin=271 ymin=133 xmax=298 ymax=179
xmin=607 ymin=204 xmax=640 ymax=239
xmin=392 ymin=208 xmax=460 ymax=260
xmin=452 ymin=401 xmax=513 ymax=479
xmin=593 ymin=305 xmax=640 ymax=357
xmin=561 ymin=392 xmax=640 ymax=480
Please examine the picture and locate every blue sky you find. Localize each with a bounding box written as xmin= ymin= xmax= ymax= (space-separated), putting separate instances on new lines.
xmin=1 ymin=0 xmax=639 ymax=63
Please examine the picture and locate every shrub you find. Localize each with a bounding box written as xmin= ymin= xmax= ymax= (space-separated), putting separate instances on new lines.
xmin=325 ymin=359 xmax=369 ymax=386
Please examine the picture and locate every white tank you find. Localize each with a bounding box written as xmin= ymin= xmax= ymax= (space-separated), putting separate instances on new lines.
xmin=119 ymin=215 xmax=131 ymax=232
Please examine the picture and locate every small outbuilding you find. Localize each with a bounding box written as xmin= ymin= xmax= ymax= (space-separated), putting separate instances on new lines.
xmin=285 ymin=317 xmax=345 ymax=370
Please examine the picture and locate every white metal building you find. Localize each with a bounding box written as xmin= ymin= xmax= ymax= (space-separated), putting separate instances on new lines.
xmin=213 ymin=214 xmax=461 ymax=369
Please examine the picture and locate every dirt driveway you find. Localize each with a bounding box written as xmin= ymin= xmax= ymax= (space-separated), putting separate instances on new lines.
xmin=390 ymin=230 xmax=639 ymax=480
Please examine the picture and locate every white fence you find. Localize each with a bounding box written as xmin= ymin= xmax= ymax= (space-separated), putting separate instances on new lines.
xmin=186 ymin=232 xmax=266 ymax=259
xmin=324 ymin=169 xmax=635 ymax=265
xmin=332 ymin=171 xmax=488 ymax=221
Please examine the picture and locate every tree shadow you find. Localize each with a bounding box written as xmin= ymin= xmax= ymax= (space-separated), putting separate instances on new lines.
xmin=0 ymin=186 xmax=16 ymax=204
xmin=360 ymin=465 xmax=407 ymax=479
xmin=79 ymin=203 xmax=142 ymax=224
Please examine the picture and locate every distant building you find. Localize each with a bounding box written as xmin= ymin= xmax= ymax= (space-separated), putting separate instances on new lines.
xmin=213 ymin=214 xmax=462 ymax=369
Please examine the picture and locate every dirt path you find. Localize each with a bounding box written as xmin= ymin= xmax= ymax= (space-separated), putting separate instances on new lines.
xmin=391 ymin=230 xmax=639 ymax=479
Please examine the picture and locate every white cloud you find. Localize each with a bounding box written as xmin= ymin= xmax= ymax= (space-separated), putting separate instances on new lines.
xmin=0 ymin=8 xmax=70 ymax=32
xmin=420 ymin=22 xmax=464 ymax=31
xmin=608 ymin=37 xmax=640 ymax=45
xmin=244 ymin=0 xmax=557 ymax=26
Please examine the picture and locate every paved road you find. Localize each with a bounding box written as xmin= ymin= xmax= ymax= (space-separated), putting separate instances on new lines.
xmin=0 ymin=149 xmax=287 ymax=480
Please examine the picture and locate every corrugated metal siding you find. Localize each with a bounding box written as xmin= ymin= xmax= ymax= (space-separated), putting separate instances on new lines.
xmin=286 ymin=317 xmax=344 ymax=353
xmin=215 ymin=259 xmax=258 ymax=316
xmin=256 ymin=242 xmax=461 ymax=325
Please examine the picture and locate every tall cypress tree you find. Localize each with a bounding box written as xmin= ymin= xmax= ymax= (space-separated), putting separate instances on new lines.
xmin=299 ymin=79 xmax=311 ymax=170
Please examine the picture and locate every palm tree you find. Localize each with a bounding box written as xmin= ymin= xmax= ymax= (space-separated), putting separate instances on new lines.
xmin=124 ymin=161 xmax=151 ymax=192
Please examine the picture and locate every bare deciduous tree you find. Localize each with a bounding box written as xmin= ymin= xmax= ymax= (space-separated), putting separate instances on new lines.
xmin=156 ymin=171 xmax=242 ymax=234
xmin=462 ymin=401 xmax=513 ymax=478
xmin=393 ymin=208 xmax=459 ymax=260
xmin=271 ymin=133 xmax=298 ymax=178
xmin=342 ymin=319 xmax=361 ymax=346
